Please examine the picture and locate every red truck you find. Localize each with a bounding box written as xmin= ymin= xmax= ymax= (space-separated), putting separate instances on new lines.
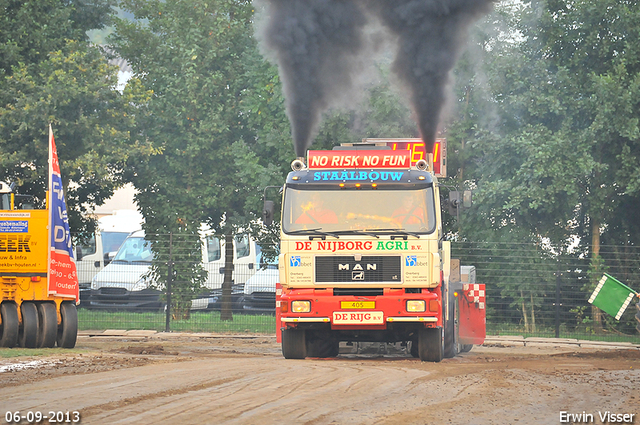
xmin=264 ymin=139 xmax=485 ymax=361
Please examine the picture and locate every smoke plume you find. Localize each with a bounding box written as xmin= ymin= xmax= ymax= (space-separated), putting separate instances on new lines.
xmin=370 ymin=0 xmax=494 ymax=152
xmin=256 ymin=0 xmax=495 ymax=156
xmin=257 ymin=0 xmax=368 ymax=157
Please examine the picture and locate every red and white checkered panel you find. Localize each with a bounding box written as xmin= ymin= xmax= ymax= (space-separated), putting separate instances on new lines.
xmin=463 ymin=283 xmax=485 ymax=310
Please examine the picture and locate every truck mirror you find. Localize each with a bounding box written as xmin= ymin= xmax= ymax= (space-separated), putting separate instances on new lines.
xmin=447 ymin=191 xmax=460 ymax=216
xmin=463 ymin=190 xmax=472 ymax=208
xmin=263 ymin=200 xmax=274 ymax=226
xmin=104 ymin=251 xmax=116 ymax=266
xmin=75 ymin=246 xmax=84 ymax=261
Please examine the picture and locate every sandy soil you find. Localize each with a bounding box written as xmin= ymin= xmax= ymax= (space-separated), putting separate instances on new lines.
xmin=1 ymin=334 xmax=639 ymax=425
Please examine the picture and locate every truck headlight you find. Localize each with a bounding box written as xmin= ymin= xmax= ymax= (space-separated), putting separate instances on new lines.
xmin=132 ymin=279 xmax=148 ymax=292
xmin=291 ymin=300 xmax=311 ymax=313
xmin=406 ymin=300 xmax=426 ymax=313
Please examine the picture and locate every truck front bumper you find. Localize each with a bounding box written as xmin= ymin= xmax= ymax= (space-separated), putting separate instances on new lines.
xmin=278 ymin=287 xmax=442 ymax=330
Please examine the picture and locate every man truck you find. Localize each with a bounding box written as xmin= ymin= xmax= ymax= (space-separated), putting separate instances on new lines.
xmin=0 ymin=181 xmax=78 ymax=348
xmin=263 ymin=139 xmax=486 ymax=361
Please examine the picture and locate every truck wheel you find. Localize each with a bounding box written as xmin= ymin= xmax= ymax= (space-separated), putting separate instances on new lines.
xmin=56 ymin=302 xmax=78 ymax=349
xmin=37 ymin=303 xmax=57 ymax=348
xmin=444 ymin=295 xmax=456 ymax=358
xmin=282 ymin=328 xmax=306 ymax=359
xmin=307 ymin=337 xmax=339 ymax=358
xmin=328 ymin=341 xmax=339 ymax=357
xmin=409 ymin=340 xmax=419 ymax=358
xmin=0 ymin=302 xmax=19 ymax=348
xmin=418 ymin=327 xmax=443 ymax=362
xmin=461 ymin=344 xmax=473 ymax=353
xmin=19 ymin=302 xmax=38 ymax=348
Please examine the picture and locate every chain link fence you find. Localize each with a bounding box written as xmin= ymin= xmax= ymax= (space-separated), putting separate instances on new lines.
xmin=76 ymin=232 xmax=279 ymax=334
xmin=76 ymin=236 xmax=640 ymax=342
xmin=452 ymin=242 xmax=640 ymax=342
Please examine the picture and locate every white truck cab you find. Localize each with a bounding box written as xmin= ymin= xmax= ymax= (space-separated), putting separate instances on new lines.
xmin=243 ymin=245 xmax=279 ymax=314
xmin=75 ymin=210 xmax=144 ymax=290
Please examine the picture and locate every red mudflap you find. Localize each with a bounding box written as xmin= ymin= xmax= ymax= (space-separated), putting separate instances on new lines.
xmin=458 ymin=283 xmax=486 ymax=345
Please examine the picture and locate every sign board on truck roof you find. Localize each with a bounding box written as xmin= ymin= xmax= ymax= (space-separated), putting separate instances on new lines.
xmin=307 ymin=150 xmax=411 ymax=169
xmin=361 ymin=138 xmax=446 ymax=177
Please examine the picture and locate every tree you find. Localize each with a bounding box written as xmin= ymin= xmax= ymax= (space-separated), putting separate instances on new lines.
xmin=450 ymin=0 xmax=640 ymax=333
xmin=0 ymin=0 xmax=153 ymax=234
xmin=111 ymin=0 xmax=286 ymax=320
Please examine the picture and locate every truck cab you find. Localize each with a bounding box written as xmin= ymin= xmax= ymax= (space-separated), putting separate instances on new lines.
xmin=270 ymin=141 xmax=485 ymax=361
xmin=75 ymin=210 xmax=144 ymax=290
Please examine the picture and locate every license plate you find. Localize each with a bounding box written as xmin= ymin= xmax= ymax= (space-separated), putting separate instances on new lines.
xmin=333 ymin=311 xmax=384 ymax=324
xmin=340 ymin=301 xmax=375 ymax=309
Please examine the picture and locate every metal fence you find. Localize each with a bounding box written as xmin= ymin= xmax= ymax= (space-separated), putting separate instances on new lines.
xmin=452 ymin=242 xmax=640 ymax=342
xmin=77 ymin=233 xmax=279 ymax=334
xmin=76 ymin=238 xmax=640 ymax=342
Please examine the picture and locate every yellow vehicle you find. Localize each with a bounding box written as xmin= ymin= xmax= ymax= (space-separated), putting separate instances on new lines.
xmin=0 ymin=181 xmax=78 ymax=348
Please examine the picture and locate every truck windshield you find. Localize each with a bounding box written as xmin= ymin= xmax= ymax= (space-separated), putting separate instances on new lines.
xmin=113 ymin=237 xmax=153 ymax=263
xmin=101 ymin=232 xmax=130 ymax=256
xmin=282 ymin=187 xmax=436 ymax=234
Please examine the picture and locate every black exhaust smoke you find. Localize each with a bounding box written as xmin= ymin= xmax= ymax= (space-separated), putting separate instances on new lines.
xmin=370 ymin=0 xmax=494 ymax=152
xmin=256 ymin=0 xmax=495 ymax=156
xmin=257 ymin=0 xmax=368 ymax=157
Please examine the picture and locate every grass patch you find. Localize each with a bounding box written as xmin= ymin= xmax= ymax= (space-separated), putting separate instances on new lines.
xmin=77 ymin=310 xmax=639 ymax=343
xmin=0 ymin=347 xmax=86 ymax=358
xmin=78 ymin=309 xmax=276 ymax=334
xmin=487 ymin=324 xmax=640 ymax=343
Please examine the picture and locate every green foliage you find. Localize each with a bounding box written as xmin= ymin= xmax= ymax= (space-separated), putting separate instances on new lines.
xmin=444 ymin=1 xmax=640 ymax=331
xmin=451 ymin=0 xmax=640 ymax=248
xmin=309 ymin=71 xmax=419 ymax=152
xmin=112 ymin=0 xmax=282 ymax=231
xmin=145 ymin=232 xmax=208 ymax=320
xmin=0 ymin=0 xmax=115 ymax=73
xmin=110 ymin=0 xmax=290 ymax=317
xmin=0 ymin=0 xmax=153 ymax=234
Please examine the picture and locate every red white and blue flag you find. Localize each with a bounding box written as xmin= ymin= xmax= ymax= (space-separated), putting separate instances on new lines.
xmin=48 ymin=125 xmax=79 ymax=302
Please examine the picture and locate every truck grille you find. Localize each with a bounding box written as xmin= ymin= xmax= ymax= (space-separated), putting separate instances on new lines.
xmin=99 ymin=287 xmax=127 ymax=295
xmin=315 ymin=256 xmax=401 ymax=283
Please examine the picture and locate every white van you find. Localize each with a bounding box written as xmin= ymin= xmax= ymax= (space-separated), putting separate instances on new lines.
xmin=243 ymin=245 xmax=278 ymax=314
xmin=88 ymin=229 xmax=257 ymax=310
xmin=75 ymin=210 xmax=144 ymax=290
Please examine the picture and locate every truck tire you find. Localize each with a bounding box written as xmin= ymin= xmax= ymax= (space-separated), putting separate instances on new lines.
xmin=56 ymin=302 xmax=78 ymax=349
xmin=37 ymin=303 xmax=57 ymax=348
xmin=0 ymin=302 xmax=19 ymax=348
xmin=409 ymin=340 xmax=419 ymax=358
xmin=19 ymin=302 xmax=38 ymax=348
xmin=461 ymin=344 xmax=473 ymax=353
xmin=307 ymin=337 xmax=339 ymax=358
xmin=444 ymin=294 xmax=456 ymax=358
xmin=418 ymin=327 xmax=443 ymax=362
xmin=282 ymin=328 xmax=306 ymax=359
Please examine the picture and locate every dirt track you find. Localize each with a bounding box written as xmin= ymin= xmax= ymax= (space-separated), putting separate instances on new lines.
xmin=1 ymin=334 xmax=639 ymax=425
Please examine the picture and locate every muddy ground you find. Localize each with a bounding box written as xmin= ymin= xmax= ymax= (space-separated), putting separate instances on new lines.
xmin=1 ymin=333 xmax=639 ymax=425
